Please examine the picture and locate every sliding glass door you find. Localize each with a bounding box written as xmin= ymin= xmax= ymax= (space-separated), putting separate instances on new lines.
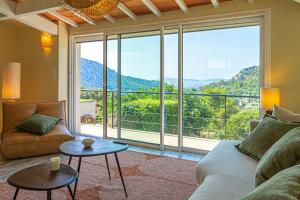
xmin=164 ymin=29 xmax=179 ymax=147
xmin=120 ymin=31 xmax=161 ymax=144
xmin=71 ymin=17 xmax=263 ymax=152
xmin=77 ymin=40 xmax=104 ymax=136
xmin=182 ymin=26 xmax=260 ymax=150
xmin=106 ymin=35 xmax=119 ymax=138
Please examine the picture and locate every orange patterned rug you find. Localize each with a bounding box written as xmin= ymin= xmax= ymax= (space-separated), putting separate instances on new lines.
xmin=0 ymin=151 xmax=198 ymax=200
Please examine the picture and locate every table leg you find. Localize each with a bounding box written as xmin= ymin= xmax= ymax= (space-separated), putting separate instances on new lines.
xmin=74 ymin=157 xmax=82 ymax=197
xmin=68 ymin=185 xmax=75 ymax=200
xmin=68 ymin=156 xmax=73 ymax=165
xmin=13 ymin=188 xmax=19 ymax=200
xmin=47 ymin=190 xmax=51 ymax=200
xmin=114 ymin=153 xmax=128 ymax=198
xmin=105 ymin=154 xmax=111 ymax=180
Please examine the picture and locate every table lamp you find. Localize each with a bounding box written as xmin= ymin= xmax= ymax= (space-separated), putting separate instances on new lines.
xmin=2 ymin=62 xmax=21 ymax=103
xmin=260 ymin=87 xmax=280 ymax=115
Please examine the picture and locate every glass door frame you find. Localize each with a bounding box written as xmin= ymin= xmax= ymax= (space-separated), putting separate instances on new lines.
xmin=69 ymin=12 xmax=270 ymax=154
xmin=69 ymin=34 xmax=105 ymax=136
xmin=118 ymin=29 xmax=164 ymax=147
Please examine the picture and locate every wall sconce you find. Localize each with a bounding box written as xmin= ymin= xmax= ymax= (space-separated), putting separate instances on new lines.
xmin=2 ymin=62 xmax=21 ymax=102
xmin=41 ymin=32 xmax=52 ymax=50
xmin=260 ymin=87 xmax=280 ymax=114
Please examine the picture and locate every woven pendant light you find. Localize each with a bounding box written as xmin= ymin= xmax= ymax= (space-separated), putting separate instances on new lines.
xmin=61 ymin=0 xmax=119 ymax=17
xmin=63 ymin=0 xmax=100 ymax=9
xmin=82 ymin=0 xmax=119 ymax=17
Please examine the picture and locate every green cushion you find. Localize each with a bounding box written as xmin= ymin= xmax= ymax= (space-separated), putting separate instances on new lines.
xmin=255 ymin=127 xmax=300 ymax=186
xmin=16 ymin=114 xmax=60 ymax=135
xmin=241 ymin=164 xmax=300 ymax=200
xmin=237 ymin=117 xmax=300 ymax=160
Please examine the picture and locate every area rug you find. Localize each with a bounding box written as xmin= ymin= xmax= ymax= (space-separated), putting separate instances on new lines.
xmin=0 ymin=151 xmax=198 ymax=200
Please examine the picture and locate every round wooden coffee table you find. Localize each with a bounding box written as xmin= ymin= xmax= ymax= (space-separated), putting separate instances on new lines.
xmin=59 ymin=139 xmax=128 ymax=197
xmin=7 ymin=163 xmax=77 ymax=200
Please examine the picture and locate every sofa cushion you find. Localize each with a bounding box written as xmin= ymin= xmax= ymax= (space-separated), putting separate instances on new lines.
xmin=241 ymin=164 xmax=300 ymax=200
xmin=36 ymin=101 xmax=66 ymax=125
xmin=16 ymin=114 xmax=60 ymax=135
xmin=189 ymin=141 xmax=257 ymax=200
xmin=255 ymin=127 xmax=300 ymax=186
xmin=2 ymin=102 xmax=36 ymax=133
xmin=1 ymin=129 xmax=40 ymax=145
xmin=39 ymin=125 xmax=74 ymax=142
xmin=1 ymin=125 xmax=74 ymax=160
xmin=273 ymin=104 xmax=300 ymax=123
xmin=237 ymin=117 xmax=300 ymax=160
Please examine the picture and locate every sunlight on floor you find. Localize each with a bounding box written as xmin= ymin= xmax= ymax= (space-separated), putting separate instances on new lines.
xmin=80 ymin=124 xmax=219 ymax=152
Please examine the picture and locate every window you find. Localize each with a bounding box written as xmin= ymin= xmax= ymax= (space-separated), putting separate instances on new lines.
xmin=70 ymin=15 xmax=265 ymax=152
xmin=182 ymin=26 xmax=260 ymax=150
xmin=106 ymin=35 xmax=118 ymax=138
xmin=78 ymin=41 xmax=104 ymax=136
xmin=164 ymin=29 xmax=179 ymax=147
xmin=120 ymin=31 xmax=161 ymax=144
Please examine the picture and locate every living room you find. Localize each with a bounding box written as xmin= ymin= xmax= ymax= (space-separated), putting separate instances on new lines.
xmin=0 ymin=0 xmax=300 ymax=199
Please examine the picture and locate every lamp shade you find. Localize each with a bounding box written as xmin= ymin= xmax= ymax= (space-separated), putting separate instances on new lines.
xmin=2 ymin=62 xmax=21 ymax=100
xmin=260 ymin=87 xmax=280 ymax=110
xmin=41 ymin=32 xmax=52 ymax=49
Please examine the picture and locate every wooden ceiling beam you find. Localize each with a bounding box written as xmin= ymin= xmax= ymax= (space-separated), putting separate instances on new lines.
xmin=0 ymin=0 xmax=58 ymax=35
xmin=174 ymin=0 xmax=188 ymax=13
xmin=211 ymin=0 xmax=220 ymax=8
xmin=140 ymin=0 xmax=161 ymax=17
xmin=18 ymin=15 xmax=58 ymax=35
xmin=117 ymin=2 xmax=138 ymax=20
xmin=62 ymin=4 xmax=97 ymax=25
xmin=0 ymin=15 xmax=10 ymax=21
xmin=72 ymin=11 xmax=97 ymax=25
xmin=0 ymin=0 xmax=16 ymax=17
xmin=15 ymin=0 xmax=60 ymax=17
xmin=103 ymin=14 xmax=116 ymax=23
xmin=48 ymin=10 xmax=79 ymax=28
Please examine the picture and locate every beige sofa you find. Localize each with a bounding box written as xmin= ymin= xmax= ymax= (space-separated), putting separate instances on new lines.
xmin=0 ymin=101 xmax=74 ymax=160
xmin=189 ymin=120 xmax=260 ymax=200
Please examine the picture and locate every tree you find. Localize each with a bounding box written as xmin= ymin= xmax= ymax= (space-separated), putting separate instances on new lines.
xmin=226 ymin=109 xmax=259 ymax=140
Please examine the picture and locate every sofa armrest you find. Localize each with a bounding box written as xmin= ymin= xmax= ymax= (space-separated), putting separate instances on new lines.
xmin=249 ymin=120 xmax=261 ymax=132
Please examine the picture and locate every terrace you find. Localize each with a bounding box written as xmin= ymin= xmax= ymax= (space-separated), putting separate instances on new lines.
xmin=80 ymin=89 xmax=260 ymax=152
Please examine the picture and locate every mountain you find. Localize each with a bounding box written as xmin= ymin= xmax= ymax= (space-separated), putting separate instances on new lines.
xmin=165 ymin=78 xmax=225 ymax=89
xmin=81 ymin=58 xmax=259 ymax=95
xmin=80 ymin=58 xmax=159 ymax=91
xmin=203 ymin=66 xmax=259 ymax=95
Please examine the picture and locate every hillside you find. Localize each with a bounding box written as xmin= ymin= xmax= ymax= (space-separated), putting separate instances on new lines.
xmin=80 ymin=58 xmax=159 ymax=91
xmin=165 ymin=78 xmax=224 ymax=89
xmin=81 ymin=58 xmax=259 ymax=95
xmin=202 ymin=66 xmax=259 ymax=95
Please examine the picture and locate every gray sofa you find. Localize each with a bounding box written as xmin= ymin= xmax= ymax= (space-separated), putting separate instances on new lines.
xmin=189 ymin=120 xmax=260 ymax=200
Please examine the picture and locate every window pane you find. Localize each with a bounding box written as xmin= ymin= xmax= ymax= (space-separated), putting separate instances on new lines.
xmin=182 ymin=26 xmax=260 ymax=150
xmin=164 ymin=29 xmax=178 ymax=147
xmin=107 ymin=36 xmax=118 ymax=138
xmin=120 ymin=31 xmax=161 ymax=144
xmin=79 ymin=41 xmax=104 ymax=137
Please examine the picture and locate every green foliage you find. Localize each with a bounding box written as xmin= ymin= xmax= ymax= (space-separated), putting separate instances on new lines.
xmin=204 ymin=66 xmax=260 ymax=96
xmin=183 ymin=93 xmax=213 ymax=137
xmin=226 ymin=109 xmax=259 ymax=140
xmin=80 ymin=66 xmax=260 ymax=140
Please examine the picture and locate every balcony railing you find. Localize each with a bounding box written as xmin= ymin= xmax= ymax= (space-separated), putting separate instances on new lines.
xmin=80 ymin=89 xmax=260 ymax=140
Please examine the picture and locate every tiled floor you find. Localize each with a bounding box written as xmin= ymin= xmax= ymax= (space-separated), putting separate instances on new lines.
xmin=81 ymin=124 xmax=219 ymax=151
xmin=76 ymin=135 xmax=204 ymax=162
xmin=128 ymin=146 xmax=204 ymax=161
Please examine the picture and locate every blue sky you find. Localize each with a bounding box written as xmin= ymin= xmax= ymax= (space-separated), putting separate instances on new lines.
xmin=81 ymin=25 xmax=260 ymax=81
